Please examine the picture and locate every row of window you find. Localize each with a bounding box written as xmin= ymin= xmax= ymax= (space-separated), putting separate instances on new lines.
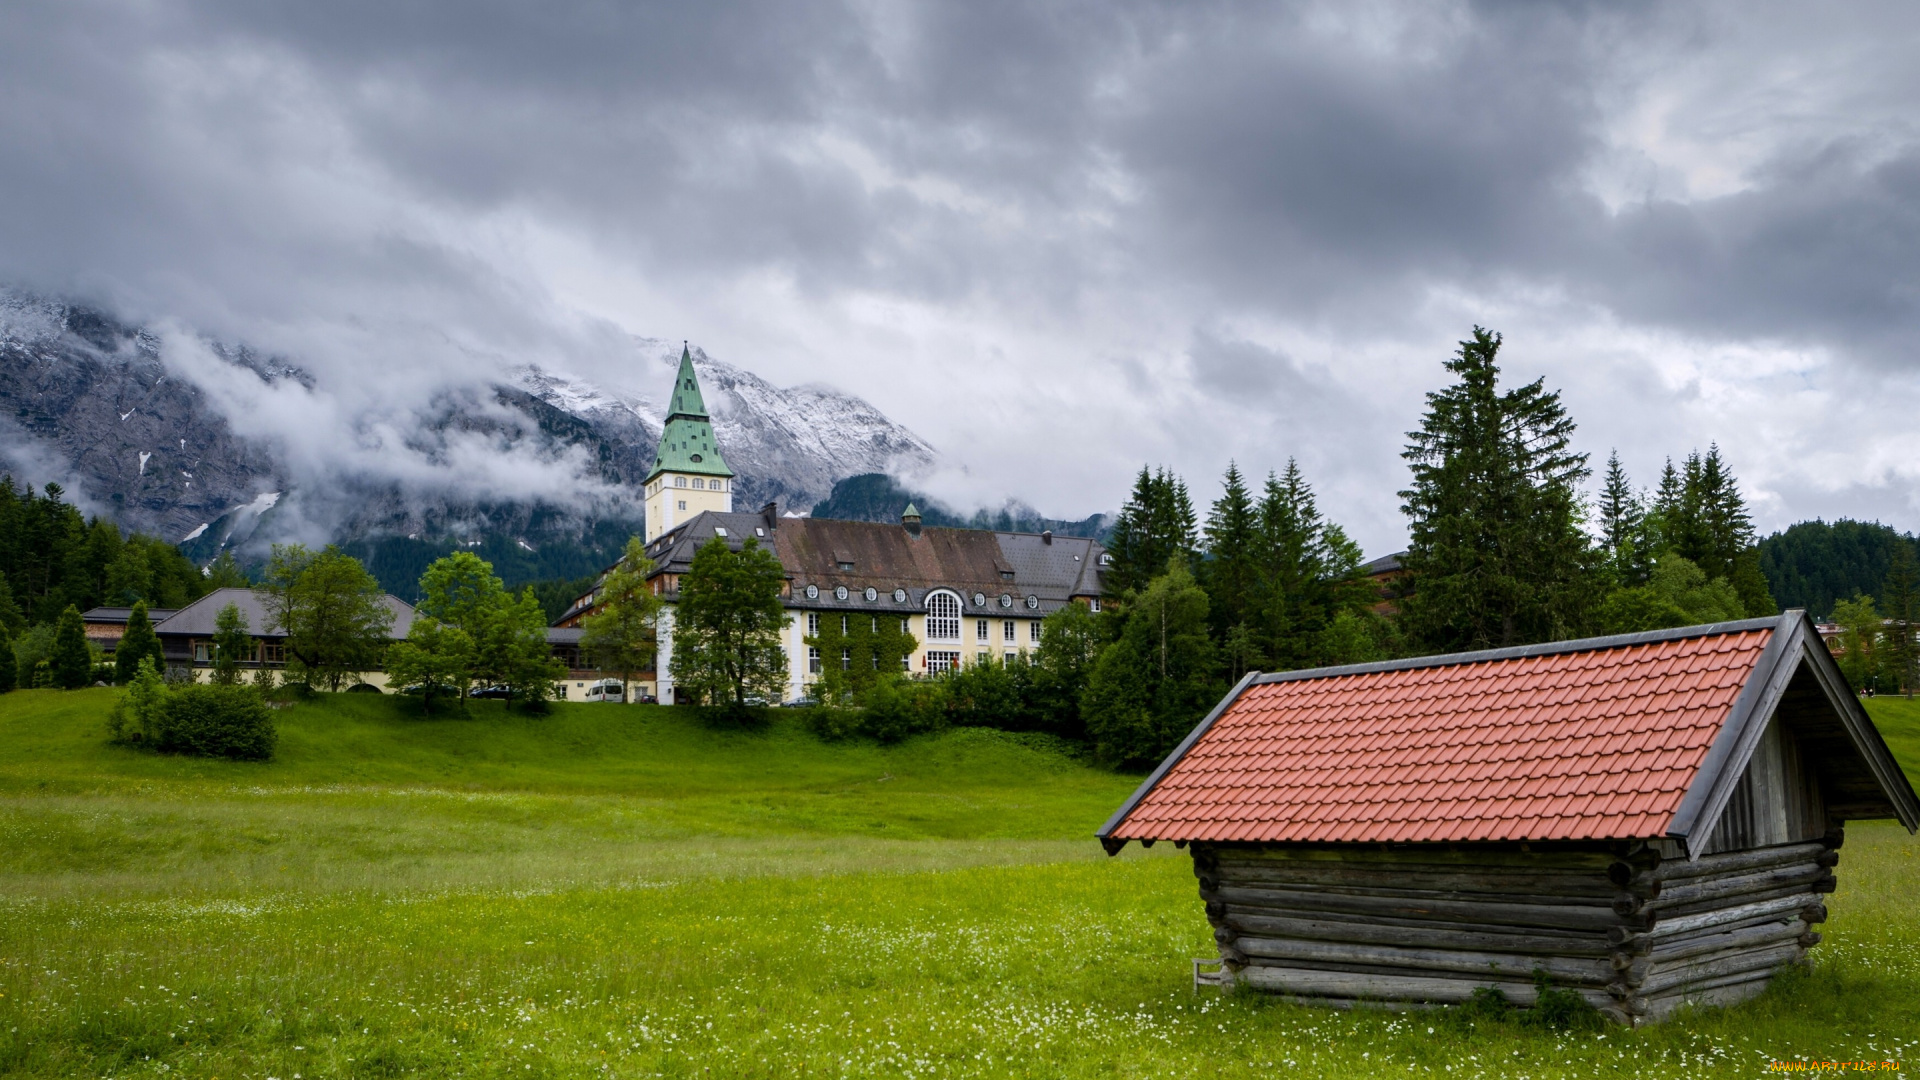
xmin=800 ymin=585 xmax=1045 ymax=613
xmin=190 ymin=642 xmax=287 ymax=664
xmin=976 ymin=618 xmax=1041 ymax=644
xmin=646 ymin=475 xmax=729 ymax=497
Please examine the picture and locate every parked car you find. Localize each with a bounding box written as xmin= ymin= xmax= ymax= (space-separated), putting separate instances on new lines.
xmin=780 ymin=697 xmax=818 ymax=708
xmin=468 ymin=685 xmax=511 ymax=699
xmin=345 ymin=682 xmax=383 ymax=694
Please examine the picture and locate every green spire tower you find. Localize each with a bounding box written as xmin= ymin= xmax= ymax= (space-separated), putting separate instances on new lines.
xmin=644 ymin=344 xmax=735 ymax=541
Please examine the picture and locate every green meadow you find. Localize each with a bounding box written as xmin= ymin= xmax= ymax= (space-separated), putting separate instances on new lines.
xmin=1 ymin=690 xmax=1917 ymax=1078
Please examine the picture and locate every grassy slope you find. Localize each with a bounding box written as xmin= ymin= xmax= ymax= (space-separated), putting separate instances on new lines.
xmin=0 ymin=690 xmax=1140 ymax=897
xmin=0 ymin=691 xmax=1916 ymax=1077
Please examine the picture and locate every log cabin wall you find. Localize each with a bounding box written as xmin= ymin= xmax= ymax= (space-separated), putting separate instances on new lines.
xmin=1700 ymin=719 xmax=1827 ymax=856
xmin=1194 ymin=836 xmax=1839 ymax=1025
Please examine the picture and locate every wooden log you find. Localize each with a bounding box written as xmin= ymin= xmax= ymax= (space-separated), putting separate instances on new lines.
xmin=1654 ymin=881 xmax=1835 ymax=921
xmin=1645 ymin=864 xmax=1831 ymax=910
xmin=1224 ymin=911 xmax=1617 ymax=958
xmin=1236 ymin=965 xmax=1621 ymax=1012
xmin=1208 ymin=845 xmax=1618 ymax=871
xmin=1648 ymin=894 xmax=1817 ymax=939
xmin=1801 ymin=902 xmax=1828 ymax=924
xmin=1607 ymin=859 xmax=1664 ymax=888
xmin=1614 ymin=904 xmax=1811 ymax=949
xmin=1645 ymin=920 xmax=1804 ymax=966
xmin=1222 ymin=900 xmax=1600 ymax=941
xmin=1228 ymin=934 xmax=1615 ymax=987
xmin=1213 ymin=877 xmax=1626 ymax=909
xmin=1654 ymin=842 xmax=1826 ymax=882
xmin=1815 ymin=849 xmax=1839 ymax=868
xmin=1637 ymin=943 xmax=1805 ymax=997
xmin=1640 ymin=973 xmax=1774 ymax=1022
xmin=1209 ymin=863 xmax=1619 ymax=900
xmin=1207 ymin=883 xmax=1635 ymax=933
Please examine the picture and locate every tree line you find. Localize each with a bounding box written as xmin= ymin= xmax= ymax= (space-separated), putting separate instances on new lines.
xmin=0 ymin=476 xmax=249 ymax=690
xmin=1071 ymin=327 xmax=1784 ymax=765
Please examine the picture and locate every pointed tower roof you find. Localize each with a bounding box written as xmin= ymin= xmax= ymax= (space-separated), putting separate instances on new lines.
xmin=665 ymin=344 xmax=709 ymax=420
xmin=646 ymin=343 xmax=734 ymax=483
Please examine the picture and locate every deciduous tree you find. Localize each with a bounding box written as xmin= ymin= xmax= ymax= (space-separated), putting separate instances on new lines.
xmin=261 ymin=545 xmax=394 ymax=691
xmin=1082 ymin=558 xmax=1219 ymax=767
xmin=668 ymin=537 xmax=789 ymax=711
xmin=580 ymin=538 xmax=663 ymax=701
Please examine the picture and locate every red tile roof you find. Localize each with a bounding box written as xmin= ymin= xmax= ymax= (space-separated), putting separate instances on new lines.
xmin=1107 ymin=627 xmax=1775 ymax=844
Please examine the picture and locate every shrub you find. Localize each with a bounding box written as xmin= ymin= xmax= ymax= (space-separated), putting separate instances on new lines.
xmin=860 ymin=676 xmax=947 ymax=743
xmin=153 ymin=684 xmax=276 ymax=760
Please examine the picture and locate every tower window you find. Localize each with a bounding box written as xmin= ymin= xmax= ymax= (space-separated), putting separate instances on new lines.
xmin=678 ymin=501 xmax=686 ymax=511
xmin=675 ymin=476 xmax=687 ymax=488
xmin=692 ymin=478 xmax=704 ymax=489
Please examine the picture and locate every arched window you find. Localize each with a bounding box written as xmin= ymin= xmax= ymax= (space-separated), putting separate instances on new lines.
xmin=925 ymin=591 xmax=961 ymax=641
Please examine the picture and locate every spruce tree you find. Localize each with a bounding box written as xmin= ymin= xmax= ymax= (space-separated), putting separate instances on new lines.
xmin=114 ymin=600 xmax=162 ymax=684
xmin=1398 ymin=327 xmax=1601 ymax=650
xmin=1201 ymin=463 xmax=1261 ymax=670
xmin=1107 ymin=466 xmax=1198 ymax=596
xmin=1598 ymin=450 xmax=1649 ymax=585
xmin=209 ymin=602 xmax=254 ymax=686
xmin=50 ymin=604 xmax=92 ymax=689
xmin=1254 ymin=460 xmax=1372 ymax=669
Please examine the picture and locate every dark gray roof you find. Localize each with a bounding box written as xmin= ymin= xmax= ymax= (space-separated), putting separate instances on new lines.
xmin=153 ymin=587 xmax=416 ymax=639
xmin=560 ymin=511 xmax=1110 ymax=624
xmin=1361 ymin=551 xmax=1406 ymax=576
xmin=82 ymin=606 xmax=180 ymax=624
xmin=545 ymin=627 xmax=584 ymax=644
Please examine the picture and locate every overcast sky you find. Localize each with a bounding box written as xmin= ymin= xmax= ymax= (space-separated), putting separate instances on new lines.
xmin=3 ymin=0 xmax=1919 ymax=556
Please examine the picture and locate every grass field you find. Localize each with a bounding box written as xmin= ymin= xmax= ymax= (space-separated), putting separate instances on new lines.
xmin=1 ymin=689 xmax=1918 ymax=1078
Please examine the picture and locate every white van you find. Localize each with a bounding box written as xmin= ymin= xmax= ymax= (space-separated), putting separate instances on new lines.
xmin=583 ymin=679 xmax=626 ymax=703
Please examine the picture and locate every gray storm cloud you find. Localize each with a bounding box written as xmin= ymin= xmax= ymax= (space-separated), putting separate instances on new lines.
xmin=2 ymin=0 xmax=1918 ymax=555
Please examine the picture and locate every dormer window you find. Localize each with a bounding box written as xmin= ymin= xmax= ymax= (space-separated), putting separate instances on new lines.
xmin=1000 ymin=571 xmax=1015 ymax=580
xmin=714 ymin=527 xmax=728 ymax=537
xmin=837 ymin=561 xmax=854 ymax=572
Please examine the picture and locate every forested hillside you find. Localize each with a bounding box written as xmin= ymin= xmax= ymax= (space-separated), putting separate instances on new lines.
xmin=1758 ymin=519 xmax=1920 ymax=619
xmin=810 ymin=473 xmax=1112 ymax=539
xmin=0 ymin=476 xmax=228 ymax=629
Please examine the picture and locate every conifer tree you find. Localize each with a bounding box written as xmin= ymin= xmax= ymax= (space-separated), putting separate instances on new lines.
xmin=1201 ymin=463 xmax=1261 ymax=665
xmin=209 ymin=602 xmax=253 ymax=686
xmin=1106 ymin=466 xmax=1197 ymax=596
xmin=1255 ymin=460 xmax=1373 ymax=669
xmin=114 ymin=600 xmax=162 ymax=684
xmin=1597 ymin=450 xmax=1650 ymax=585
xmin=1398 ymin=327 xmax=1601 ymax=650
xmin=50 ymin=604 xmax=92 ymax=689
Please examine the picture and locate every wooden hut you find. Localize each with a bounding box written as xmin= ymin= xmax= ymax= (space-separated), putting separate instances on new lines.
xmin=1098 ymin=611 xmax=1919 ymax=1024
